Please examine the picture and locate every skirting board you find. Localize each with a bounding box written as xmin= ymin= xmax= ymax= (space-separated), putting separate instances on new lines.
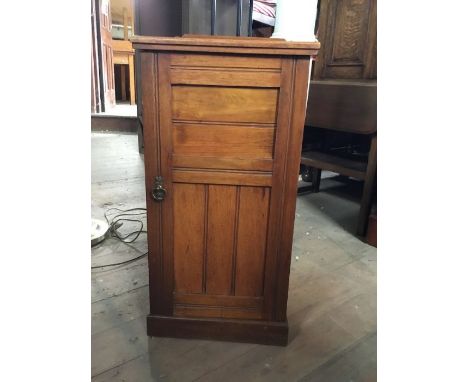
xmin=147 ymin=315 xmax=289 ymax=346
xmin=91 ymin=115 xmax=137 ymax=132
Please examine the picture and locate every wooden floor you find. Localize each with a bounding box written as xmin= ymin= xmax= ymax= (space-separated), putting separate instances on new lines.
xmin=91 ymin=132 xmax=377 ymax=382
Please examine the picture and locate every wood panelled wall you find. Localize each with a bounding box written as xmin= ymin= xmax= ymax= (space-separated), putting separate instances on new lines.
xmin=313 ymin=0 xmax=377 ymax=81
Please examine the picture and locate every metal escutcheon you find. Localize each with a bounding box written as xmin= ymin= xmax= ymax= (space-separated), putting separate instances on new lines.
xmin=151 ymin=176 xmax=167 ymax=202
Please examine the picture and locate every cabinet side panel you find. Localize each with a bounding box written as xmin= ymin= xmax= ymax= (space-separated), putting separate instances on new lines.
xmin=173 ymin=183 xmax=206 ymax=294
xmin=275 ymin=57 xmax=312 ymax=321
xmin=261 ymin=58 xmax=294 ymax=320
xmin=235 ymin=186 xmax=271 ymax=297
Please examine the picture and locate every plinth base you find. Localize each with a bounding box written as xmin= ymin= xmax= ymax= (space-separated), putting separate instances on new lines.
xmin=147 ymin=315 xmax=289 ymax=346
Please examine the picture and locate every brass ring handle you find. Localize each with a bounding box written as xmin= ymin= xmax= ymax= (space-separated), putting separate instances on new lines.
xmin=151 ymin=176 xmax=166 ymax=202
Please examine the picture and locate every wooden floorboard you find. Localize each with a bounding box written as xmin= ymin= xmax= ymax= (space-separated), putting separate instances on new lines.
xmin=92 ymin=285 xmax=149 ymax=335
xmin=91 ymin=260 xmax=148 ymax=304
xmin=91 ymin=132 xmax=377 ymax=381
xmin=297 ymin=332 xmax=377 ymax=382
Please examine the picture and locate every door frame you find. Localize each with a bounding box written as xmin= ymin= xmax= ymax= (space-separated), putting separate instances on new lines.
xmin=92 ymin=0 xmax=107 ymax=112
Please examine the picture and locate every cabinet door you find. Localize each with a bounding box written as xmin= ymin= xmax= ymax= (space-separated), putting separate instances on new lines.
xmin=141 ymin=52 xmax=310 ymax=322
xmin=313 ymin=0 xmax=377 ymax=80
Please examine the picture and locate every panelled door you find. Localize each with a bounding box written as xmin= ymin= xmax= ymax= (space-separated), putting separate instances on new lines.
xmin=142 ymin=52 xmax=301 ymax=322
xmin=99 ymin=0 xmax=116 ymax=108
xmin=313 ymin=0 xmax=377 ymax=80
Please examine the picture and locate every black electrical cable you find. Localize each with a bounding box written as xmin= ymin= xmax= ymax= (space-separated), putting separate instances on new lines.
xmin=105 ymin=207 xmax=147 ymax=243
xmin=110 ymin=218 xmax=146 ymax=243
xmin=92 ymin=207 xmax=148 ymax=270
xmin=91 ymin=251 xmax=148 ymax=269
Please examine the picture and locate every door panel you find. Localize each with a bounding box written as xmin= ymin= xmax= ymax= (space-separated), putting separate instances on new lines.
xmin=206 ymin=185 xmax=237 ymax=295
xmin=172 ymin=123 xmax=275 ymax=159
xmin=173 ymin=183 xmax=205 ymax=294
xmin=313 ymin=0 xmax=377 ymax=80
xmin=234 ymin=186 xmax=270 ymax=297
xmin=170 ymin=67 xmax=281 ymax=87
xmin=170 ymin=53 xmax=282 ymax=69
xmin=172 ymin=86 xmax=278 ymax=124
xmin=152 ymin=52 xmax=294 ymax=321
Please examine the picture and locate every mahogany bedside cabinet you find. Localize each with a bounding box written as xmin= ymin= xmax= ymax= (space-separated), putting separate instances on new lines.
xmin=132 ymin=35 xmax=320 ymax=345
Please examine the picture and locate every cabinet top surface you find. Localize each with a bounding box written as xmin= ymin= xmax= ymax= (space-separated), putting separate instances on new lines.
xmin=131 ymin=35 xmax=320 ymax=56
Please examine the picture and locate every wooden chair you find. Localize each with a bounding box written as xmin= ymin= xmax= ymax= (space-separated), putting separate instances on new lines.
xmin=300 ymin=80 xmax=377 ymax=236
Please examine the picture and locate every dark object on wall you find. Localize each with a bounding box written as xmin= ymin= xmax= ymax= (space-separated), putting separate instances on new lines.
xmin=133 ymin=0 xmax=184 ymax=152
xmin=133 ymin=35 xmax=319 ymax=345
xmin=302 ymin=0 xmax=377 ymax=237
xmin=135 ymin=0 xmax=183 ymax=37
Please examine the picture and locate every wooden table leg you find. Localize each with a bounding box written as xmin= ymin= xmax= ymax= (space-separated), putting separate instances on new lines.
xmin=129 ymin=54 xmax=136 ymax=105
xmin=311 ymin=168 xmax=322 ymax=193
xmin=120 ymin=64 xmax=127 ymax=101
xmin=357 ymin=135 xmax=377 ymax=236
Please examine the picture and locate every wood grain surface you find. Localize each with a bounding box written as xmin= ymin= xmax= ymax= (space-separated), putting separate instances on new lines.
xmin=172 ymin=86 xmax=278 ymax=124
xmin=136 ymin=38 xmax=317 ymax=345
